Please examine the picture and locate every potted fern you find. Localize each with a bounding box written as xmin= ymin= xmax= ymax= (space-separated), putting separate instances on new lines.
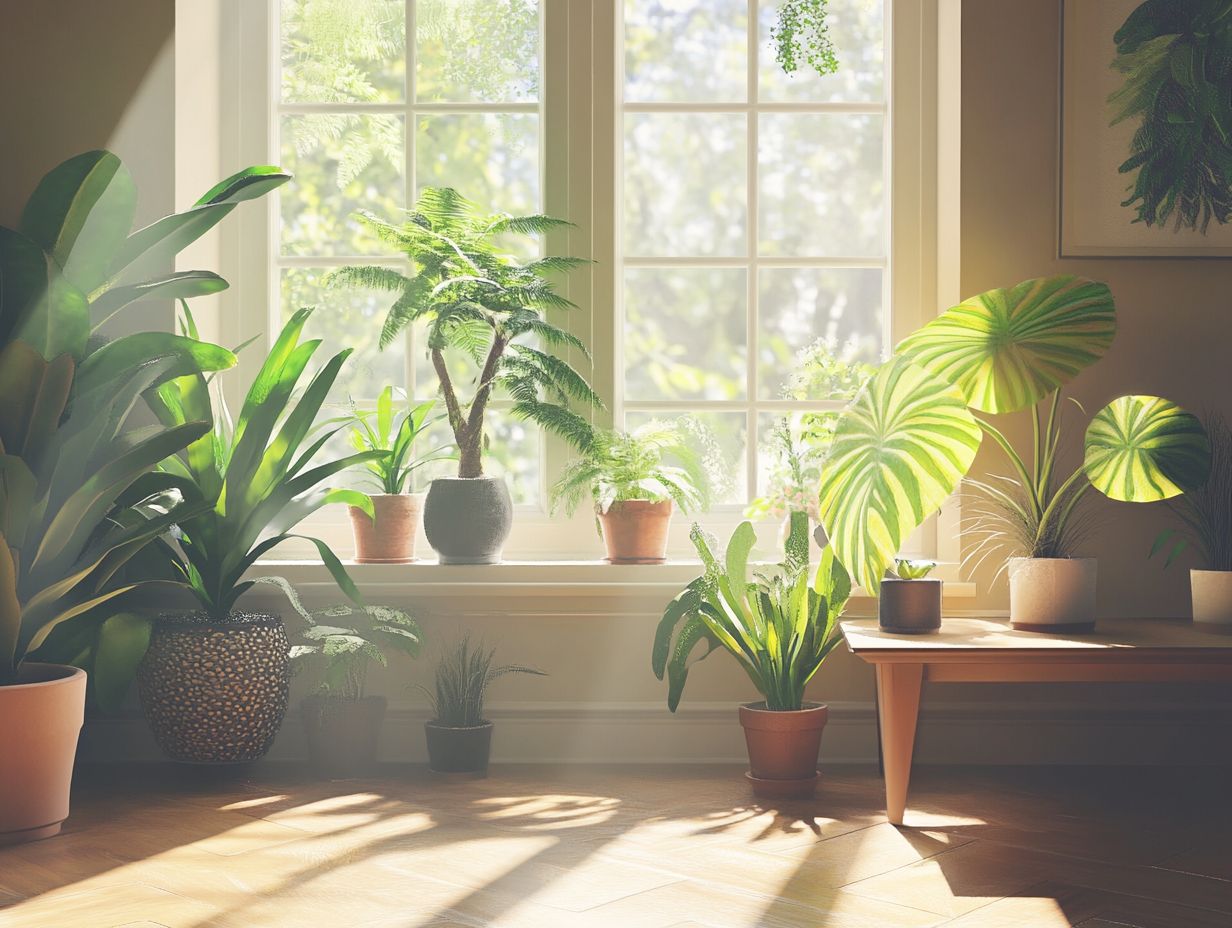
xmin=551 ymin=420 xmax=717 ymax=563
xmin=422 ymin=637 xmax=545 ymax=775
xmin=330 ymin=188 xmax=602 ymax=564
xmin=879 ymin=560 xmax=941 ymax=634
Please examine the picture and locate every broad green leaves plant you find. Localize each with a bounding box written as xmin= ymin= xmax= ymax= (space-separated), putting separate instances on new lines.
xmin=1084 ymin=395 xmax=1210 ymax=503
xmin=339 ymin=386 xmax=452 ymax=494
xmin=290 ymin=601 xmax=422 ymax=701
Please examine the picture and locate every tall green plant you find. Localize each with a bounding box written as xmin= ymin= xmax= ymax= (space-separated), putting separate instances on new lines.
xmin=328 ymin=187 xmax=602 ymax=478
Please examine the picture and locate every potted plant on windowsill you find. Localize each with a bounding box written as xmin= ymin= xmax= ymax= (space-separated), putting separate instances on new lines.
xmin=422 ymin=637 xmax=544 ymax=776
xmin=329 ymin=187 xmax=602 ymax=564
xmin=819 ymin=276 xmax=1211 ymax=633
xmin=290 ymin=598 xmax=422 ymax=778
xmin=550 ymin=420 xmax=718 ymax=563
xmin=653 ymin=513 xmax=851 ymax=798
xmin=879 ymin=560 xmax=941 ymax=634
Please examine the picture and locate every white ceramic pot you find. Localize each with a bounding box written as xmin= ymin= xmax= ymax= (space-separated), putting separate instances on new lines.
xmin=1008 ymin=557 xmax=1097 ymax=633
xmin=1191 ymin=569 xmax=1232 ymax=628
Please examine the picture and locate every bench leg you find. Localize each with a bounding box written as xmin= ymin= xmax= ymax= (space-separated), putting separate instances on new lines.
xmin=875 ymin=662 xmax=923 ymax=826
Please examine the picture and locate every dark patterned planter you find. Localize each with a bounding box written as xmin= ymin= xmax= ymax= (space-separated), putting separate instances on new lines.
xmin=138 ymin=612 xmax=289 ymax=764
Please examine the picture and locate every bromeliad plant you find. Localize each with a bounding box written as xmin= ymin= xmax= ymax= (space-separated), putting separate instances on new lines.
xmin=653 ymin=513 xmax=852 ymax=712
xmin=343 ymin=387 xmax=451 ymax=494
xmin=328 ymin=187 xmax=602 ymax=477
xmin=819 ymin=275 xmax=1212 ymax=592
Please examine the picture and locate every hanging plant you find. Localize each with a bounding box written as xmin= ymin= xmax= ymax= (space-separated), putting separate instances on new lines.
xmin=772 ymin=0 xmax=839 ymax=78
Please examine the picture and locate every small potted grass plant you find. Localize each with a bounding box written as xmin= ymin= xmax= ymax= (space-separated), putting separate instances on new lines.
xmin=341 ymin=386 xmax=451 ymax=563
xmin=551 ymin=419 xmax=718 ymax=563
xmin=654 ymin=513 xmax=851 ymax=798
xmin=422 ymin=637 xmax=544 ymax=775
xmin=879 ymin=560 xmax=941 ymax=634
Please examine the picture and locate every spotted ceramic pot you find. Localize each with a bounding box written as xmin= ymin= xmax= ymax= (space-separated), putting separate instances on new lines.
xmin=138 ymin=612 xmax=289 ymax=764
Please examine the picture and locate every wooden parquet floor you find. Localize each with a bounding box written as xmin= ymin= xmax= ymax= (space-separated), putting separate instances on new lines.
xmin=0 ymin=764 xmax=1228 ymax=927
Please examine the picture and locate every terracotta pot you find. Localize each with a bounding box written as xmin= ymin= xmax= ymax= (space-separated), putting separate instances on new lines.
xmin=425 ymin=721 xmax=494 ymax=775
xmin=1192 ymin=569 xmax=1232 ymax=629
xmin=738 ymin=702 xmax=828 ymax=799
xmin=349 ymin=493 xmax=424 ymax=563
xmin=0 ymin=663 xmax=86 ymax=845
xmin=423 ymin=477 xmax=512 ymax=564
xmin=302 ymin=695 xmax=387 ymax=778
xmin=138 ymin=612 xmax=290 ymax=764
xmin=1009 ymin=557 xmax=1097 ymax=633
xmin=599 ymin=499 xmax=673 ymax=563
xmin=879 ymin=578 xmax=943 ymax=634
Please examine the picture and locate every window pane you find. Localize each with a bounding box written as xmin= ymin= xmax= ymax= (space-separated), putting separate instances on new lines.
xmin=757 ymin=267 xmax=883 ymax=398
xmin=624 ymin=0 xmax=747 ymax=103
xmin=416 ymin=114 xmax=540 ymax=218
xmin=281 ymin=0 xmax=405 ymax=103
xmin=280 ymin=114 xmax=405 ymax=256
xmin=624 ymin=113 xmax=747 ymax=257
xmin=623 ymin=268 xmax=747 ymax=401
xmin=625 ymin=411 xmax=747 ymax=505
xmin=415 ymin=0 xmax=539 ymax=103
xmin=757 ymin=0 xmax=885 ymax=103
xmin=758 ymin=113 xmax=885 ymax=257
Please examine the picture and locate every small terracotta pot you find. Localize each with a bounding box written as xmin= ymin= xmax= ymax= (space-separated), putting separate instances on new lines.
xmin=738 ymin=702 xmax=828 ymax=799
xmin=302 ymin=695 xmax=387 ymax=778
xmin=349 ymin=493 xmax=424 ymax=563
xmin=1009 ymin=557 xmax=1097 ymax=633
xmin=425 ymin=721 xmax=494 ymax=775
xmin=0 ymin=663 xmax=86 ymax=845
xmin=598 ymin=499 xmax=673 ymax=564
xmin=879 ymin=579 xmax=943 ymax=634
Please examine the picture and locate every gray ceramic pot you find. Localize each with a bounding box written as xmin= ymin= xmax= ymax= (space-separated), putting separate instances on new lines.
xmin=423 ymin=476 xmax=513 ymax=564
xmin=878 ymin=579 xmax=942 ymax=634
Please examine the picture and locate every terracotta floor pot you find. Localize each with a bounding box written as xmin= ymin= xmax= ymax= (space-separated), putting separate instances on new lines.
xmin=303 ymin=695 xmax=387 ymax=778
xmin=1009 ymin=557 xmax=1097 ymax=633
xmin=599 ymin=499 xmax=673 ymax=563
xmin=0 ymin=663 xmax=86 ymax=845
xmin=423 ymin=477 xmax=512 ymax=564
xmin=349 ymin=493 xmax=424 ymax=563
xmin=138 ymin=612 xmax=290 ymax=764
xmin=1192 ymin=569 xmax=1232 ymax=629
xmin=425 ymin=721 xmax=494 ymax=775
xmin=738 ymin=702 xmax=828 ymax=799
xmin=879 ymin=578 xmax=942 ymax=634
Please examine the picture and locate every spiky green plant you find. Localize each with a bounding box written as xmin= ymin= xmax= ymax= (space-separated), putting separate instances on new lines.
xmin=327 ymin=187 xmax=602 ymax=478
xmin=339 ymin=386 xmax=452 ymax=494
xmin=422 ymin=636 xmax=544 ymax=727
xmin=890 ymin=559 xmax=937 ymax=580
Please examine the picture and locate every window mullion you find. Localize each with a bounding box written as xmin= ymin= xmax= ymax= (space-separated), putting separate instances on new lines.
xmin=745 ymin=0 xmax=759 ymax=505
xmin=404 ymin=0 xmax=417 ymax=399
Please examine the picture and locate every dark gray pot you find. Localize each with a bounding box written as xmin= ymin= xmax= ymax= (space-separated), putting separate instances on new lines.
xmin=423 ymin=476 xmax=513 ymax=564
xmin=878 ymin=579 xmax=942 ymax=634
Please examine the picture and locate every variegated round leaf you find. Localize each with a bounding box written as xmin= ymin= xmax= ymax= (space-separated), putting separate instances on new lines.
xmin=1084 ymin=395 xmax=1210 ymax=503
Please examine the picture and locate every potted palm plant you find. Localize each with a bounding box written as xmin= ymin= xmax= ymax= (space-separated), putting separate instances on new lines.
xmin=340 ymin=386 xmax=451 ymax=563
xmin=329 ymin=187 xmax=602 ymax=564
xmin=551 ymin=420 xmax=717 ymax=563
xmin=819 ymin=276 xmax=1210 ymax=632
xmin=136 ymin=307 xmax=380 ymax=764
xmin=290 ymin=597 xmax=422 ymax=778
xmin=653 ymin=513 xmax=852 ymax=798
xmin=422 ymin=637 xmax=544 ymax=775
xmin=879 ymin=560 xmax=942 ymax=634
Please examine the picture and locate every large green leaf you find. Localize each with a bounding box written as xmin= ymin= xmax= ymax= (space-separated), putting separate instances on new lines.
xmin=1083 ymin=395 xmax=1210 ymax=503
xmin=91 ymin=611 xmax=153 ymax=713
xmin=77 ymin=331 xmax=235 ymax=395
xmin=89 ymin=271 xmax=228 ymax=330
xmin=897 ymin=276 xmax=1117 ymax=414
xmin=0 ymin=539 xmax=21 ymax=681
xmin=0 ymin=341 xmax=73 ymax=467
xmin=0 ymin=227 xmax=52 ymax=346
xmin=819 ymin=357 xmax=982 ymax=593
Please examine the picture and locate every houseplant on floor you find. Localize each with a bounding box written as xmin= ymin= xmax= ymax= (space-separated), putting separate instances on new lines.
xmin=653 ymin=513 xmax=852 ymax=798
xmin=290 ymin=595 xmax=422 ymax=777
xmin=422 ymin=637 xmax=544 ymax=775
xmin=329 ymin=187 xmax=602 ymax=563
xmin=551 ymin=419 xmax=718 ymax=563
xmin=879 ymin=560 xmax=942 ymax=634
xmin=819 ymin=275 xmax=1210 ymax=632
xmin=137 ymin=307 xmax=380 ymax=764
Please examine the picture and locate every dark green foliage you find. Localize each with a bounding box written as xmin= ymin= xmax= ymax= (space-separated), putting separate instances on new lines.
xmin=1154 ymin=413 xmax=1232 ymax=571
xmin=772 ymin=0 xmax=839 ymax=78
xmin=423 ymin=636 xmax=544 ymax=727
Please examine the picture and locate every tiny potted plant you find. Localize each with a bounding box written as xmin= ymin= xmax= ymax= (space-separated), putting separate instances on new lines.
xmin=290 ymin=599 xmax=422 ymax=778
xmin=330 ymin=188 xmax=602 ymax=564
xmin=422 ymin=637 xmax=544 ymax=775
xmin=341 ymin=386 xmax=451 ymax=563
xmin=551 ymin=420 xmax=718 ymax=563
xmin=654 ymin=513 xmax=851 ymax=798
xmin=879 ymin=560 xmax=941 ymax=634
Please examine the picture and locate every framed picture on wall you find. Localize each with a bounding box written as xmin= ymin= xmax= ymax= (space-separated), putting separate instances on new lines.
xmin=1060 ymin=0 xmax=1232 ymax=258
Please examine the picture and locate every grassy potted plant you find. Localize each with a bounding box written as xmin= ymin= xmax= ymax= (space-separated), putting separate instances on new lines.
xmin=340 ymin=386 xmax=450 ymax=563
xmin=653 ymin=513 xmax=851 ymax=798
xmin=879 ymin=560 xmax=941 ymax=634
xmin=329 ymin=187 xmax=602 ymax=564
xmin=290 ymin=596 xmax=422 ymax=778
xmin=819 ymin=276 xmax=1210 ymax=632
xmin=551 ymin=420 xmax=717 ymax=563
xmin=136 ymin=307 xmax=380 ymax=764
xmin=422 ymin=637 xmax=544 ymax=775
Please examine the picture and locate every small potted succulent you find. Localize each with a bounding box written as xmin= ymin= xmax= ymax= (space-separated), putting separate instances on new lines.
xmin=422 ymin=637 xmax=544 ymax=775
xmin=551 ymin=420 xmax=718 ymax=563
xmin=654 ymin=513 xmax=851 ymax=798
xmin=879 ymin=560 xmax=941 ymax=634
xmin=340 ymin=386 xmax=451 ymax=563
xmin=290 ymin=599 xmax=422 ymax=778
